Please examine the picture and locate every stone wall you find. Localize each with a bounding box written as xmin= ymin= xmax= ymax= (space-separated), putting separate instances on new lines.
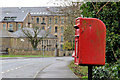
xmin=59 ymin=50 xmax=73 ymax=56
xmin=7 ymin=48 xmax=73 ymax=57
xmin=8 ymin=48 xmax=55 ymax=56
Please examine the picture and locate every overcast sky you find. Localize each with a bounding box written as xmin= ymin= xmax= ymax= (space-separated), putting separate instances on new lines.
xmin=0 ymin=0 xmax=118 ymax=7
xmin=0 ymin=0 xmax=61 ymax=7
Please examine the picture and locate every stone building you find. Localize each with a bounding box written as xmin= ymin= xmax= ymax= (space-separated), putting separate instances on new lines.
xmin=12 ymin=27 xmax=57 ymax=51
xmin=0 ymin=7 xmax=68 ymax=56
xmin=0 ymin=30 xmax=12 ymax=53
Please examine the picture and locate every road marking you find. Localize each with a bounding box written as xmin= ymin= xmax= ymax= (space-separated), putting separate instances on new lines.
xmin=15 ymin=68 xmax=18 ymax=69
xmin=10 ymin=69 xmax=14 ymax=70
xmin=24 ymin=59 xmax=30 ymax=60
xmin=1 ymin=72 xmax=4 ymax=74
xmin=7 ymin=70 xmax=10 ymax=72
xmin=34 ymin=63 xmax=53 ymax=78
xmin=17 ymin=67 xmax=21 ymax=69
xmin=2 ymin=63 xmax=35 ymax=74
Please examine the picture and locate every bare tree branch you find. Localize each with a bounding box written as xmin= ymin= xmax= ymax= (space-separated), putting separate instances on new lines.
xmin=96 ymin=2 xmax=110 ymax=15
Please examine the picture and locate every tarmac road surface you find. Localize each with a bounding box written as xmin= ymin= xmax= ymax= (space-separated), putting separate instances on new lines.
xmin=0 ymin=57 xmax=77 ymax=78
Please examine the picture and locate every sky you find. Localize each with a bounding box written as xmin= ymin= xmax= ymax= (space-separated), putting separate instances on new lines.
xmin=0 ymin=0 xmax=60 ymax=7
xmin=0 ymin=0 xmax=116 ymax=7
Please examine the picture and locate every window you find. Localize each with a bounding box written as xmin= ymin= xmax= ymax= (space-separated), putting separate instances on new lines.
xmin=9 ymin=24 xmax=13 ymax=31
xmin=47 ymin=47 xmax=48 ymax=51
xmin=49 ymin=26 xmax=52 ymax=32
xmin=55 ymin=26 xmax=57 ymax=33
xmin=28 ymin=15 xmax=30 ymax=22
xmin=49 ymin=47 xmax=51 ymax=51
xmin=42 ymin=18 xmax=45 ymax=23
xmin=36 ymin=17 xmax=39 ymax=23
xmin=3 ymin=24 xmax=6 ymax=30
xmin=32 ymin=17 xmax=34 ymax=21
xmin=39 ymin=41 xmax=41 ymax=45
xmin=18 ymin=24 xmax=21 ymax=30
xmin=61 ymin=26 xmax=64 ymax=33
xmin=42 ymin=26 xmax=45 ymax=30
xmin=61 ymin=44 xmax=63 ymax=51
xmin=61 ymin=36 xmax=63 ymax=42
xmin=61 ymin=17 xmax=64 ymax=24
xmin=47 ymin=40 xmax=48 ymax=45
xmin=42 ymin=40 xmax=43 ymax=45
xmin=55 ymin=35 xmax=57 ymax=38
xmin=49 ymin=40 xmax=51 ymax=44
xmin=49 ymin=18 xmax=52 ymax=24
xmin=44 ymin=40 xmax=46 ymax=44
xmin=55 ymin=17 xmax=58 ymax=24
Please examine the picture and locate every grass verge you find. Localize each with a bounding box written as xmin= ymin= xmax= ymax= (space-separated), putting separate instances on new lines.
xmin=0 ymin=55 xmax=53 ymax=57
xmin=68 ymin=60 xmax=88 ymax=78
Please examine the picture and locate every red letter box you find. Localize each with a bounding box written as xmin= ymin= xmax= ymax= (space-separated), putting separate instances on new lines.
xmin=74 ymin=17 xmax=106 ymax=66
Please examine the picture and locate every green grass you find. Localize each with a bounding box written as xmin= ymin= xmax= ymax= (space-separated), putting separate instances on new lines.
xmin=68 ymin=60 xmax=88 ymax=78
xmin=0 ymin=55 xmax=53 ymax=57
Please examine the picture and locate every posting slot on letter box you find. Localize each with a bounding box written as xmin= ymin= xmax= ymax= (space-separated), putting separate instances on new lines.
xmin=74 ymin=17 xmax=106 ymax=66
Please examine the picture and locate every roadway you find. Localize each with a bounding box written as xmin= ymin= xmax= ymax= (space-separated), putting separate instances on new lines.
xmin=0 ymin=57 xmax=77 ymax=78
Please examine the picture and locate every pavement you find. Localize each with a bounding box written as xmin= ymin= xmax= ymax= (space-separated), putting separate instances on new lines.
xmin=0 ymin=57 xmax=77 ymax=78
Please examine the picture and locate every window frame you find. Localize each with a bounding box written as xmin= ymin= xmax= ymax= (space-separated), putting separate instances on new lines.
xmin=60 ymin=44 xmax=63 ymax=51
xmin=55 ymin=26 xmax=57 ymax=33
xmin=42 ymin=18 xmax=45 ymax=23
xmin=61 ymin=17 xmax=64 ymax=24
xmin=36 ymin=17 xmax=39 ymax=24
xmin=61 ymin=35 xmax=63 ymax=42
xmin=55 ymin=17 xmax=58 ymax=24
xmin=3 ymin=24 xmax=6 ymax=30
xmin=61 ymin=26 xmax=64 ymax=33
xmin=42 ymin=26 xmax=45 ymax=30
xmin=49 ymin=26 xmax=52 ymax=32
xmin=9 ymin=24 xmax=13 ymax=31
xmin=49 ymin=18 xmax=52 ymax=24
xmin=18 ymin=24 xmax=21 ymax=30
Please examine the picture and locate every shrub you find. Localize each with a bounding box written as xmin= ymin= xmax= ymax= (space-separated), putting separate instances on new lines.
xmin=93 ymin=61 xmax=120 ymax=79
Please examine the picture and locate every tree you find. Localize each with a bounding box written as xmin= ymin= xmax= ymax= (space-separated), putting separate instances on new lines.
xmin=80 ymin=2 xmax=120 ymax=63
xmin=53 ymin=0 xmax=83 ymax=50
xmin=22 ymin=27 xmax=42 ymax=50
xmin=80 ymin=2 xmax=120 ymax=79
xmin=63 ymin=41 xmax=72 ymax=50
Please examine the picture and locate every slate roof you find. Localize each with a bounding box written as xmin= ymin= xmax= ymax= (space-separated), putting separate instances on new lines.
xmin=0 ymin=7 xmax=63 ymax=22
xmin=12 ymin=27 xmax=57 ymax=39
xmin=39 ymin=30 xmax=57 ymax=39
xmin=12 ymin=28 xmax=34 ymax=38
xmin=1 ymin=12 xmax=29 ymax=22
xmin=19 ymin=7 xmax=63 ymax=16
